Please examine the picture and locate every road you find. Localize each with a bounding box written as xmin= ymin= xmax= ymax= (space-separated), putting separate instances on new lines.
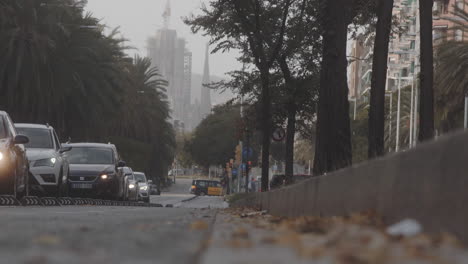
xmin=0 ymin=177 xmax=226 ymax=264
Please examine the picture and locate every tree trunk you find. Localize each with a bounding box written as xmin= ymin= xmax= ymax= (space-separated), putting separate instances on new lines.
xmin=313 ymin=0 xmax=352 ymax=175
xmin=285 ymin=103 xmax=296 ymax=184
xmin=419 ymin=0 xmax=435 ymax=142
xmin=260 ymin=73 xmax=271 ymax=192
xmin=368 ymin=0 xmax=395 ymax=158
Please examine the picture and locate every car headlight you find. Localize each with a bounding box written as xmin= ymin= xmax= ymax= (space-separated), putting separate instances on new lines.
xmin=101 ymin=174 xmax=108 ymax=180
xmin=0 ymin=152 xmax=3 ymax=161
xmin=129 ymin=184 xmax=135 ymax=189
xmin=34 ymin=157 xmax=56 ymax=167
xmin=140 ymin=186 xmax=148 ymax=191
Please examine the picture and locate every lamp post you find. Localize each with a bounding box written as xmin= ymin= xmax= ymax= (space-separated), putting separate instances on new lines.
xmin=385 ymin=92 xmax=393 ymax=152
xmin=396 ymin=73 xmax=402 ymax=152
xmin=465 ymin=92 xmax=468 ymax=129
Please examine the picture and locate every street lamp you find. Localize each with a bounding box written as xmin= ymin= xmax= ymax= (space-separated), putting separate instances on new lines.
xmin=385 ymin=92 xmax=393 ymax=152
xmin=349 ymin=97 xmax=357 ymax=121
xmin=465 ymin=91 xmax=468 ymax=129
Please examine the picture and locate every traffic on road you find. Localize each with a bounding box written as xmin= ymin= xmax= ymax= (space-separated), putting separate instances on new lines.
xmin=0 ymin=111 xmax=157 ymax=203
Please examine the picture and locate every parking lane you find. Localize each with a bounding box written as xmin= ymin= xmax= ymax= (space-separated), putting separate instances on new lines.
xmin=0 ymin=206 xmax=215 ymax=264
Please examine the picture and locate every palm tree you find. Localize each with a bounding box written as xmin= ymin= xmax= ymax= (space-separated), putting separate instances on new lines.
xmin=434 ymin=2 xmax=468 ymax=133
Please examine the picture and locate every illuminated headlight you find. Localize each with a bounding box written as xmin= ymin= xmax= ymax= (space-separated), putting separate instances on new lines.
xmin=140 ymin=186 xmax=148 ymax=191
xmin=101 ymin=174 xmax=108 ymax=180
xmin=129 ymin=184 xmax=135 ymax=189
xmin=0 ymin=152 xmax=3 ymax=161
xmin=34 ymin=158 xmax=56 ymax=167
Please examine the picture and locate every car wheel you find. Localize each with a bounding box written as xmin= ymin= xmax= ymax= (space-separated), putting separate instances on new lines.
xmin=144 ymin=197 xmax=150 ymax=203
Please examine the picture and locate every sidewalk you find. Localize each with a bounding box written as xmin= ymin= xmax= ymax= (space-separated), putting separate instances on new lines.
xmin=200 ymin=208 xmax=468 ymax=264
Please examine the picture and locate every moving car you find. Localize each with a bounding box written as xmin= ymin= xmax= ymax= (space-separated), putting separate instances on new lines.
xmin=134 ymin=172 xmax=150 ymax=203
xmin=66 ymin=143 xmax=126 ymax=200
xmin=0 ymin=111 xmax=30 ymax=197
xmin=190 ymin=180 xmax=222 ymax=196
xmin=148 ymin=180 xmax=161 ymax=195
xmin=122 ymin=167 xmax=138 ymax=201
xmin=15 ymin=124 xmax=72 ymax=196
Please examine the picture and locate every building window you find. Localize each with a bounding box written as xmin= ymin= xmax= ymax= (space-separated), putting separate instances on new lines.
xmin=456 ymin=0 xmax=464 ymax=10
xmin=455 ymin=29 xmax=463 ymax=41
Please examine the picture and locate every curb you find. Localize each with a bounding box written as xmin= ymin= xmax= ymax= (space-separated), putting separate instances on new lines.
xmin=181 ymin=195 xmax=198 ymax=203
xmin=20 ymin=196 xmax=43 ymax=206
xmin=0 ymin=195 xmax=20 ymax=206
xmin=40 ymin=197 xmax=61 ymax=206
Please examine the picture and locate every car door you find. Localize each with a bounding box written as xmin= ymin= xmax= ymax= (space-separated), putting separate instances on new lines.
xmin=5 ymin=115 xmax=28 ymax=193
xmin=207 ymin=181 xmax=222 ymax=196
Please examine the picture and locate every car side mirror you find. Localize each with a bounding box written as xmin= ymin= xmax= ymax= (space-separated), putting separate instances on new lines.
xmin=14 ymin=135 xmax=29 ymax=145
xmin=59 ymin=146 xmax=72 ymax=153
xmin=117 ymin=160 xmax=126 ymax=168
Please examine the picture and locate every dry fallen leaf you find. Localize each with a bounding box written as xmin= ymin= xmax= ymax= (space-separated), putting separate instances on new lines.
xmin=33 ymin=234 xmax=61 ymax=246
xmin=190 ymin=220 xmax=209 ymax=230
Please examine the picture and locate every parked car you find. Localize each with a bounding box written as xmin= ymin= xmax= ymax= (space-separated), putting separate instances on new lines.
xmin=148 ymin=180 xmax=161 ymax=195
xmin=269 ymin=174 xmax=313 ymax=190
xmin=15 ymin=124 xmax=72 ymax=197
xmin=134 ymin=172 xmax=150 ymax=203
xmin=66 ymin=143 xmax=126 ymax=200
xmin=190 ymin=179 xmax=222 ymax=196
xmin=0 ymin=111 xmax=30 ymax=197
xmin=122 ymin=167 xmax=138 ymax=201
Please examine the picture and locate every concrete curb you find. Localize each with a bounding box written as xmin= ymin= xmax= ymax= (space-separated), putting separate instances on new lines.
xmin=233 ymin=131 xmax=468 ymax=243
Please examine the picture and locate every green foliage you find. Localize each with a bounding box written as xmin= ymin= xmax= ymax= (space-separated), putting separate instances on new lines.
xmin=434 ymin=2 xmax=468 ymax=133
xmin=187 ymin=104 xmax=241 ymax=169
xmin=0 ymin=0 xmax=175 ymax=181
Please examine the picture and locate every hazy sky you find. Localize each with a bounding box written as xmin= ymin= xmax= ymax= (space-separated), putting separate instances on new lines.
xmin=85 ymin=0 xmax=241 ymax=76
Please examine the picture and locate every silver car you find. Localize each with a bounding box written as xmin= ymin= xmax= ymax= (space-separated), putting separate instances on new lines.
xmin=134 ymin=172 xmax=150 ymax=203
xmin=15 ymin=124 xmax=72 ymax=196
xmin=122 ymin=167 xmax=138 ymax=201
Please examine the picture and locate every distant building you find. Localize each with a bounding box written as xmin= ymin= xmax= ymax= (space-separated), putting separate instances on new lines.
xmin=200 ymin=44 xmax=212 ymax=119
xmin=146 ymin=0 xmax=192 ymax=131
xmin=348 ymin=0 xmax=468 ymax=99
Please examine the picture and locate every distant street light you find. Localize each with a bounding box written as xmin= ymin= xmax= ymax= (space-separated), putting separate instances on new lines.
xmin=465 ymin=92 xmax=468 ymax=129
xmin=349 ymin=97 xmax=357 ymax=121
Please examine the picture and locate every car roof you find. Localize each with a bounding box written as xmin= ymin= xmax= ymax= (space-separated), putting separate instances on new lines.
xmin=15 ymin=123 xmax=54 ymax=130
xmin=0 ymin=111 xmax=6 ymax=116
xmin=68 ymin=143 xmax=116 ymax=148
xmin=134 ymin=172 xmax=145 ymax=175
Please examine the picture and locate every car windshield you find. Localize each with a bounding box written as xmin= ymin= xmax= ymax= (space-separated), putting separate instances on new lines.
xmin=134 ymin=173 xmax=146 ymax=183
xmin=67 ymin=147 xmax=114 ymax=165
xmin=0 ymin=118 xmax=7 ymax=139
xmin=16 ymin=127 xmax=53 ymax=149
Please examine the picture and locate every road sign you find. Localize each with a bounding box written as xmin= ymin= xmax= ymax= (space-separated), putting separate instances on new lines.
xmin=242 ymin=147 xmax=253 ymax=159
xmin=272 ymin=127 xmax=286 ymax=142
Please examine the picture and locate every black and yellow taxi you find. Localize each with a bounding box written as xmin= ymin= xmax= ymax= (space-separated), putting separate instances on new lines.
xmin=190 ymin=179 xmax=222 ymax=196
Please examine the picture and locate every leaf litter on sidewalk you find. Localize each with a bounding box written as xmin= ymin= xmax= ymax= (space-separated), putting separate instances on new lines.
xmin=220 ymin=207 xmax=468 ymax=263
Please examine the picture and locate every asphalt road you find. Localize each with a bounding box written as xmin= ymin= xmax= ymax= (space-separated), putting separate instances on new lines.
xmin=0 ymin=177 xmax=226 ymax=264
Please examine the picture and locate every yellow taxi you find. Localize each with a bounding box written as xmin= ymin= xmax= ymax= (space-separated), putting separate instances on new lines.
xmin=190 ymin=180 xmax=223 ymax=196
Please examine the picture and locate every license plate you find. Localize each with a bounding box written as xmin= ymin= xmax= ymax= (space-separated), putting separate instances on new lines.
xmin=72 ymin=183 xmax=93 ymax=189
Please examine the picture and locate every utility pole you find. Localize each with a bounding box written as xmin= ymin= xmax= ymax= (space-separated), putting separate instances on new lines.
xmin=465 ymin=93 xmax=468 ymax=129
xmin=244 ymin=127 xmax=250 ymax=193
xmin=396 ymin=73 xmax=402 ymax=152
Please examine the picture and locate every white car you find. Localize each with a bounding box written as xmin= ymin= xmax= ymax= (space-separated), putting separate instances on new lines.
xmin=122 ymin=167 xmax=138 ymax=201
xmin=15 ymin=124 xmax=72 ymax=196
xmin=134 ymin=172 xmax=150 ymax=203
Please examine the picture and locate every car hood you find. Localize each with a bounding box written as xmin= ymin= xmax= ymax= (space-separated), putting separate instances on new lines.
xmin=26 ymin=148 xmax=57 ymax=161
xmin=69 ymin=164 xmax=115 ymax=175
